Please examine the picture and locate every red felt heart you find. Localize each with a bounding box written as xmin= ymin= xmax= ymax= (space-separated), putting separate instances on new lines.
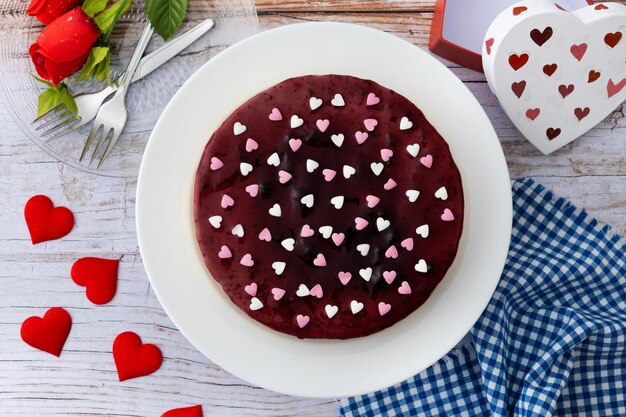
xmin=20 ymin=307 xmax=72 ymax=356
xmin=161 ymin=405 xmax=203 ymax=417
xmin=511 ymin=80 xmax=527 ymax=98
xmin=546 ymin=127 xmax=561 ymax=140
xmin=24 ymin=195 xmax=74 ymax=244
xmin=113 ymin=331 xmax=162 ymax=381
xmin=604 ymin=31 xmax=622 ymax=48
xmin=71 ymin=257 xmax=119 ymax=305
xmin=508 ymin=53 xmax=529 ymax=71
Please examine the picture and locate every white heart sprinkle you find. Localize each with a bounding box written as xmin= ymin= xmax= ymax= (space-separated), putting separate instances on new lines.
xmin=331 ymin=93 xmax=345 ymax=107
xmin=319 ymin=226 xmax=333 ymax=239
xmin=331 ymin=134 xmax=345 ymax=147
xmin=309 ymin=97 xmax=323 ymax=110
xmin=435 ymin=186 xmax=448 ymax=200
xmin=272 ymin=261 xmax=286 ymax=275
xmin=281 ymin=238 xmax=295 ymax=251
xmin=406 ymin=190 xmax=420 ymax=203
xmin=325 ymin=304 xmax=339 ymax=318
xmin=343 ymin=165 xmax=356 ymax=179
xmin=415 ymin=259 xmax=428 ymax=273
xmin=296 ymin=284 xmax=310 ymax=297
xmin=357 ymin=244 xmax=370 ymax=256
xmin=350 ymin=300 xmax=364 ymax=314
xmin=233 ymin=122 xmax=246 ymax=135
xmin=400 ymin=116 xmax=413 ymax=130
xmin=267 ymin=152 xmax=280 ymax=166
xmin=406 ymin=143 xmax=420 ymax=157
xmin=269 ymin=203 xmax=282 ymax=217
xmin=300 ymin=194 xmax=314 ymax=208
xmin=231 ymin=224 xmax=244 ymax=237
xmin=208 ymin=215 xmax=222 ymax=228
xmin=376 ymin=217 xmax=390 ymax=231
xmin=416 ymin=224 xmax=430 ymax=238
xmin=307 ymin=159 xmax=319 ymax=173
xmin=249 ymin=297 xmax=263 ymax=310
xmin=330 ymin=195 xmax=344 ymax=209
xmin=291 ymin=115 xmax=304 ymax=128
xmin=370 ymin=162 xmax=384 ymax=176
xmin=240 ymin=162 xmax=253 ymax=176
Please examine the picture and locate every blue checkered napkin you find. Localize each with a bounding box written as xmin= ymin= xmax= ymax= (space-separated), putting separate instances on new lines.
xmin=341 ymin=179 xmax=626 ymax=417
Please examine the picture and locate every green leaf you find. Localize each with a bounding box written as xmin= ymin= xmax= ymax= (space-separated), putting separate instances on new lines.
xmin=30 ymin=73 xmax=54 ymax=88
xmin=95 ymin=0 xmax=132 ymax=34
xmin=145 ymin=0 xmax=188 ymax=40
xmin=37 ymin=88 xmax=60 ymax=118
xmin=82 ymin=0 xmax=108 ymax=18
xmin=94 ymin=52 xmax=111 ymax=83
xmin=77 ymin=46 xmax=110 ymax=82
xmin=57 ymin=85 xmax=78 ymax=115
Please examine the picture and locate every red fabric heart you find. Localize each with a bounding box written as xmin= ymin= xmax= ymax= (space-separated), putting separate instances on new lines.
xmin=24 ymin=195 xmax=74 ymax=244
xmin=20 ymin=307 xmax=72 ymax=357
xmin=113 ymin=331 xmax=162 ymax=381
xmin=161 ymin=405 xmax=203 ymax=417
xmin=71 ymin=257 xmax=119 ymax=305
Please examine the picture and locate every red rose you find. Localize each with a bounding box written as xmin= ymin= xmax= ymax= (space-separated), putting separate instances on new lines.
xmin=26 ymin=0 xmax=83 ymax=25
xmin=29 ymin=8 xmax=99 ymax=86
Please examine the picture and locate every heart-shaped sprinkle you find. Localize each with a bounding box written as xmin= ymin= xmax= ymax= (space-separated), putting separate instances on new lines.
xmin=420 ymin=155 xmax=433 ymax=168
xmin=366 ymin=195 xmax=380 ymax=208
xmin=309 ymin=97 xmax=323 ymax=110
xmin=245 ymin=138 xmax=259 ymax=152
xmin=406 ymin=143 xmax=420 ymax=157
xmin=508 ymin=53 xmax=529 ymax=71
xmin=485 ymin=37 xmax=494 ymax=55
xmin=281 ymin=238 xmax=295 ymax=251
xmin=363 ymin=118 xmax=378 ymax=132
xmin=366 ymin=92 xmax=380 ymax=106
xmin=376 ymin=217 xmax=390 ymax=231
xmin=383 ymin=179 xmax=397 ymax=190
xmin=398 ymin=281 xmax=412 ymax=295
xmin=435 ymin=186 xmax=448 ymax=200
xmin=272 ymin=288 xmax=286 ymax=301
xmin=343 ymin=165 xmax=356 ymax=178
xmin=415 ymin=259 xmax=428 ymax=273
xmin=350 ymin=300 xmax=364 ymax=314
xmin=20 ymin=307 xmax=72 ymax=357
xmin=296 ymin=314 xmax=310 ymax=328
xmin=416 ymin=224 xmax=430 ymax=238
xmin=272 ymin=261 xmax=286 ymax=275
xmin=380 ymin=148 xmax=393 ymax=162
xmin=357 ymin=244 xmax=370 ymax=256
xmin=112 ymin=332 xmax=162 ymax=381
xmin=355 ymin=131 xmax=369 ymax=144
xmin=325 ymin=304 xmax=339 ymax=318
xmin=278 ymin=170 xmax=292 ymax=184
xmin=316 ymin=119 xmax=330 ymax=132
xmin=289 ymin=138 xmax=302 ymax=152
xmin=290 ymin=115 xmax=304 ymax=128
xmin=300 ymin=224 xmax=314 ymax=237
xmin=355 ymin=217 xmax=369 ymax=230
xmin=240 ymin=162 xmax=253 ymax=176
xmin=378 ymin=302 xmax=391 ymax=316
xmin=208 ymin=215 xmax=222 ymax=228
xmin=221 ymin=194 xmax=234 ymax=208
xmin=240 ymin=254 xmax=254 ymax=267
xmin=608 ymin=78 xmax=626 ymax=98
xmin=526 ymin=108 xmax=541 ymax=121
xmin=307 ymin=159 xmax=320 ymax=173
xmin=300 ymin=194 xmax=314 ymax=208
xmin=258 ymin=228 xmax=271 ymax=241
xmin=269 ymin=203 xmax=281 ymax=217
xmin=401 ymin=237 xmax=414 ymax=251
xmin=319 ymin=226 xmax=333 ymax=239
xmin=575 ymin=107 xmax=590 ymax=121
xmin=331 ymin=232 xmax=345 ymax=246
xmin=323 ymin=169 xmax=337 ymax=182
xmin=269 ymin=108 xmax=282 ymax=121
xmin=310 ymin=284 xmax=323 ymax=297
xmin=406 ymin=190 xmax=420 ymax=203
xmin=244 ymin=283 xmax=257 ymax=297
xmin=385 ymin=245 xmax=398 ymax=259
xmin=245 ymin=184 xmax=259 ymax=197
xmin=330 ymin=195 xmax=345 ymax=209
xmin=233 ymin=122 xmax=246 ymax=135
xmin=331 ymin=134 xmax=345 ymax=147
xmin=210 ymin=157 xmax=223 ymax=170
xmin=249 ymin=297 xmax=263 ymax=311
xmin=24 ymin=195 xmax=74 ymax=244
xmin=218 ymin=245 xmax=232 ymax=259
xmin=383 ymin=271 xmax=397 ymax=284
xmin=400 ymin=117 xmax=413 ymax=130
xmin=371 ymin=162 xmax=384 ymax=176
xmin=338 ymin=272 xmax=352 ymax=285
xmin=570 ymin=43 xmax=588 ymax=61
xmin=359 ymin=268 xmax=373 ymax=283
xmin=331 ymin=93 xmax=345 ymax=107
xmin=441 ymin=208 xmax=455 ymax=221
xmin=267 ymin=152 xmax=280 ymax=166
xmin=296 ymin=284 xmax=310 ymax=297
xmin=313 ymin=254 xmax=327 ymax=267
xmin=231 ymin=224 xmax=244 ymax=237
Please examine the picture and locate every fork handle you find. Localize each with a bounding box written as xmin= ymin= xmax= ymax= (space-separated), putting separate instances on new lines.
xmin=119 ymin=24 xmax=155 ymax=92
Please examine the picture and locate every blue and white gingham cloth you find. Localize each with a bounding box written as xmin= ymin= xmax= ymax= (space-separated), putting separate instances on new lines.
xmin=341 ymin=179 xmax=626 ymax=417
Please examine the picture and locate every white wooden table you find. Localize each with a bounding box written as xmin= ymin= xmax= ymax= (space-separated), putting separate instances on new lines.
xmin=1 ymin=1 xmax=624 ymax=416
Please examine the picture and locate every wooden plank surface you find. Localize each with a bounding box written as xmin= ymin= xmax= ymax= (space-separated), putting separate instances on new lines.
xmin=1 ymin=1 xmax=625 ymax=417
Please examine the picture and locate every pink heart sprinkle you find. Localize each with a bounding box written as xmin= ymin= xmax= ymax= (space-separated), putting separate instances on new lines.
xmin=245 ymin=184 xmax=259 ymax=197
xmin=289 ymin=138 xmax=302 ymax=152
xmin=218 ymin=245 xmax=232 ymax=259
xmin=355 ymin=131 xmax=369 ymax=144
xmin=322 ymin=169 xmax=337 ymax=182
xmin=383 ymin=271 xmax=397 ymax=284
xmin=378 ymin=302 xmax=391 ymax=316
xmin=380 ymin=149 xmax=393 ymax=162
xmin=278 ymin=170 xmax=292 ymax=184
xmin=240 ymin=254 xmax=254 ymax=267
xmin=355 ymin=217 xmax=369 ymax=230
xmin=316 ymin=119 xmax=330 ymax=132
xmin=301 ymin=224 xmax=314 ymax=237
xmin=366 ymin=93 xmax=380 ymax=106
xmin=221 ymin=194 xmax=234 ymax=208
xmin=385 ymin=245 xmax=399 ymax=259
xmin=441 ymin=208 xmax=455 ymax=221
xmin=366 ymin=195 xmax=380 ymax=208
xmin=420 ymin=155 xmax=433 ymax=168
xmin=244 ymin=283 xmax=257 ymax=297
xmin=245 ymin=138 xmax=259 ymax=152
xmin=384 ymin=179 xmax=397 ymax=190
xmin=338 ymin=272 xmax=352 ymax=285
xmin=313 ymin=253 xmax=327 ymax=267
xmin=401 ymin=238 xmax=414 ymax=251
xmin=363 ymin=118 xmax=378 ymax=132
xmin=310 ymin=284 xmax=323 ymax=298
xmin=269 ymin=107 xmax=283 ymax=121
xmin=331 ymin=232 xmax=345 ymax=246
xmin=398 ymin=281 xmax=412 ymax=295
xmin=272 ymin=287 xmax=285 ymax=301
xmin=210 ymin=157 xmax=223 ymax=170
xmin=258 ymin=228 xmax=271 ymax=241
xmin=296 ymin=314 xmax=310 ymax=328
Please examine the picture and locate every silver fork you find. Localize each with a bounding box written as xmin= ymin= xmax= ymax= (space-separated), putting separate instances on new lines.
xmin=81 ymin=24 xmax=154 ymax=168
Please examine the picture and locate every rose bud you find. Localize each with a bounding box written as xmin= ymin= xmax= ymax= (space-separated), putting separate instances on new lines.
xmin=29 ymin=8 xmax=99 ymax=86
xmin=27 ymin=0 xmax=83 ymax=25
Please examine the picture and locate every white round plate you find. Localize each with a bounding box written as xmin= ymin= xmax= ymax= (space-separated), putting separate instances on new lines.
xmin=136 ymin=22 xmax=512 ymax=398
